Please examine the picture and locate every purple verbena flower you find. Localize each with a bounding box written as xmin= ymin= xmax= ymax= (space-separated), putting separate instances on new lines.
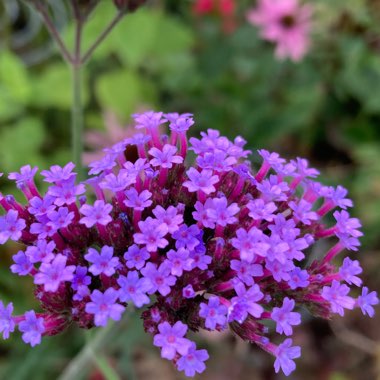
xmin=40 ymin=162 xmax=76 ymax=183
xmin=183 ymin=168 xmax=219 ymax=194
xmin=0 ymin=301 xmax=15 ymax=339
xmin=80 ymin=200 xmax=113 ymax=227
xmin=117 ymin=271 xmax=151 ymax=308
xmin=0 ymin=210 xmax=26 ymax=244
xmin=339 ymin=257 xmax=362 ymax=286
xmin=134 ymin=217 xmax=169 ymax=252
xmin=357 ymin=287 xmax=379 ymax=318
xmin=274 ymin=339 xmax=301 ymax=376
xmin=85 ymin=288 xmax=125 ymax=327
xmin=321 ymin=280 xmax=355 ymax=316
xmin=172 ymin=224 xmax=201 ymax=251
xmin=199 ymin=296 xmax=228 ymax=330
xmin=153 ymin=321 xmax=192 ymax=360
xmin=10 ymin=251 xmax=33 ymax=276
xmin=177 ymin=342 xmax=209 ymax=377
xmin=124 ymin=244 xmax=150 ymax=270
xmin=166 ymin=248 xmax=193 ymax=277
xmin=149 ymin=144 xmax=183 ymax=169
xmin=34 ymin=254 xmax=75 ymax=292
xmin=124 ymin=188 xmax=152 ymax=210
xmin=19 ymin=311 xmax=45 ymax=347
xmin=271 ymin=297 xmax=301 ymax=336
xmin=141 ymin=262 xmax=176 ymax=296
xmin=84 ymin=246 xmax=120 ymax=277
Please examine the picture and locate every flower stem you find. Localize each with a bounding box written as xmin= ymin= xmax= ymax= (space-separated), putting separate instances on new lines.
xmin=71 ymin=63 xmax=84 ymax=180
xmin=81 ymin=10 xmax=126 ymax=65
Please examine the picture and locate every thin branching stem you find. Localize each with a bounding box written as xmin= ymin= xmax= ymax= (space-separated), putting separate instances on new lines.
xmin=81 ymin=10 xmax=126 ymax=65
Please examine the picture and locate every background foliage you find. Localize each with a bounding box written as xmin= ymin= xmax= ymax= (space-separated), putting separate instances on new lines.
xmin=0 ymin=1 xmax=379 ymax=379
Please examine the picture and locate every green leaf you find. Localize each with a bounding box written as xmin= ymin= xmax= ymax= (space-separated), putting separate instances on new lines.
xmin=0 ymin=118 xmax=45 ymax=171
xmin=0 ymin=51 xmax=31 ymax=120
xmin=95 ymin=70 xmax=157 ymax=120
xmin=30 ymin=63 xmax=88 ymax=109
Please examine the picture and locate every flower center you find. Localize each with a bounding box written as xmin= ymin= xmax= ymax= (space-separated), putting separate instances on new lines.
xmin=280 ymin=14 xmax=296 ymax=28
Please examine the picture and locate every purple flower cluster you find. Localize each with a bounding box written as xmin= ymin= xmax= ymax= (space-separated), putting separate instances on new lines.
xmin=0 ymin=111 xmax=378 ymax=377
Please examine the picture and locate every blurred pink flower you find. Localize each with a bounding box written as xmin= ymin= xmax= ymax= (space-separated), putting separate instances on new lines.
xmin=83 ymin=111 xmax=136 ymax=165
xmin=247 ymin=0 xmax=312 ymax=62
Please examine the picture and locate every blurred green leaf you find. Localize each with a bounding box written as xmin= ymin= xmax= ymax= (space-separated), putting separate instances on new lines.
xmin=95 ymin=70 xmax=156 ymax=120
xmin=0 ymin=51 xmax=31 ymax=120
xmin=30 ymin=63 xmax=88 ymax=109
xmin=0 ymin=118 xmax=44 ymax=171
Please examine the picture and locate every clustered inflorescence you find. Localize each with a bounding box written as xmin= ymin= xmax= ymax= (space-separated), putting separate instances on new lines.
xmin=0 ymin=111 xmax=378 ymax=377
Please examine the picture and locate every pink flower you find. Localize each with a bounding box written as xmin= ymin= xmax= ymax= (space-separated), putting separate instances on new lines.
xmin=247 ymin=0 xmax=312 ymax=62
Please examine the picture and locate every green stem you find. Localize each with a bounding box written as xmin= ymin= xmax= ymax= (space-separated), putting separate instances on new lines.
xmin=71 ymin=63 xmax=84 ymax=179
xmin=93 ymin=355 xmax=122 ymax=380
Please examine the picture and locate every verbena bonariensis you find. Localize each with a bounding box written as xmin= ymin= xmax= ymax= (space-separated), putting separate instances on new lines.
xmin=0 ymin=111 xmax=378 ymax=377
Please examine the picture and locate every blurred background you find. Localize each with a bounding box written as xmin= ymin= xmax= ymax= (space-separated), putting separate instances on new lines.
xmin=0 ymin=0 xmax=380 ymax=379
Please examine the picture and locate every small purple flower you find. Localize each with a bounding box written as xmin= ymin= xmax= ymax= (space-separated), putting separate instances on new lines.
xmin=247 ymin=199 xmax=277 ymax=222
xmin=321 ymin=280 xmax=355 ymax=316
xmin=289 ymin=200 xmax=318 ymax=225
xmin=47 ymin=207 xmax=74 ymax=230
xmin=40 ymin=162 xmax=76 ymax=183
xmin=124 ymin=188 xmax=152 ymax=210
xmin=34 ymin=254 xmax=75 ymax=292
xmin=84 ymin=246 xmax=120 ymax=277
xmin=166 ymin=113 xmax=194 ymax=133
xmin=8 ymin=165 xmax=38 ymax=187
xmin=71 ymin=266 xmax=91 ymax=291
xmin=206 ymin=197 xmax=239 ymax=227
xmin=48 ymin=178 xmax=85 ymax=206
xmin=183 ymin=168 xmax=219 ymax=194
xmin=266 ymin=258 xmax=294 ymax=283
xmin=28 ymin=196 xmax=55 ymax=217
xmin=231 ymin=227 xmax=270 ymax=262
xmin=88 ymin=154 xmax=117 ymax=175
xmin=26 ymin=240 xmax=56 ymax=264
xmin=152 ymin=205 xmax=183 ymax=234
xmin=339 ymin=257 xmax=362 ymax=286
xmin=258 ymin=149 xmax=285 ymax=168
xmin=287 ymin=267 xmax=310 ymax=289
xmin=0 ymin=301 xmax=15 ymax=339
xmin=10 ymin=251 xmax=33 ymax=276
xmin=124 ymin=244 xmax=150 ymax=270
xmin=325 ymin=185 xmax=353 ymax=209
xmin=99 ymin=172 xmax=135 ymax=192
xmin=189 ymin=244 xmax=212 ymax=270
xmin=149 ymin=144 xmax=183 ymax=169
xmin=230 ymin=259 xmax=263 ymax=286
xmin=85 ymin=288 xmax=125 ymax=327
xmin=334 ymin=210 xmax=363 ymax=239
xmin=183 ymin=284 xmax=196 ymax=299
xmin=117 ymin=271 xmax=151 ymax=308
xmin=172 ymin=224 xmax=201 ymax=251
xmin=133 ymin=111 xmax=165 ymax=130
xmin=177 ymin=343 xmax=209 ymax=377
xmin=19 ymin=311 xmax=45 ymax=347
xmin=141 ymin=262 xmax=177 ymax=296
xmin=192 ymin=199 xmax=215 ymax=228
xmin=230 ymin=282 xmax=264 ymax=321
xmin=166 ymin=248 xmax=193 ymax=277
xmin=274 ymin=339 xmax=301 ymax=376
xmin=80 ymin=200 xmax=113 ymax=228
xmin=0 ymin=210 xmax=26 ymax=244
xmin=134 ymin=217 xmax=169 ymax=252
xmin=357 ymin=287 xmax=379 ymax=318
xmin=271 ymin=297 xmax=301 ymax=336
xmin=199 ymin=296 xmax=228 ymax=330
xmin=257 ymin=175 xmax=289 ymax=201
xmin=153 ymin=321 xmax=192 ymax=360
